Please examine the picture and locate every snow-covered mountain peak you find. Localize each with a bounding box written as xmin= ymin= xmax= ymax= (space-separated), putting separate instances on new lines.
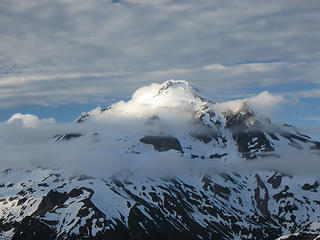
xmin=77 ymin=80 xmax=261 ymax=124
xmin=131 ymin=80 xmax=204 ymax=107
xmin=157 ymin=79 xmax=199 ymax=97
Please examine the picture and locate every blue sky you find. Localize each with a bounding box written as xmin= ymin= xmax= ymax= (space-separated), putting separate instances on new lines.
xmin=0 ymin=0 xmax=319 ymax=138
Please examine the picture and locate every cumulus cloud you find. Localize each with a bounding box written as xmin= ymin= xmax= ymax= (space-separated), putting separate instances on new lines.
xmin=0 ymin=0 xmax=319 ymax=107
xmin=7 ymin=113 xmax=55 ymax=128
xmin=246 ymin=91 xmax=285 ymax=116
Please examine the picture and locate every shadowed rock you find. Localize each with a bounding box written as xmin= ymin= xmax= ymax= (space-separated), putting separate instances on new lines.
xmin=54 ymin=133 xmax=82 ymax=141
xmin=32 ymin=190 xmax=69 ymax=217
xmin=12 ymin=217 xmax=56 ymax=240
xmin=140 ymin=135 xmax=183 ymax=152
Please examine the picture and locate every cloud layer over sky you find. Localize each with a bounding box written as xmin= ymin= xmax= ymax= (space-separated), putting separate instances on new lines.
xmin=0 ymin=0 xmax=320 ymax=124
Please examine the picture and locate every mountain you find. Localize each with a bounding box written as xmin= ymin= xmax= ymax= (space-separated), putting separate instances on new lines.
xmin=0 ymin=80 xmax=319 ymax=240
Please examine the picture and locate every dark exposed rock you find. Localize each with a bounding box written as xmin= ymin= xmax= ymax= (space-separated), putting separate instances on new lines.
xmin=37 ymin=183 xmax=49 ymax=187
xmin=17 ymin=198 xmax=27 ymax=206
xmin=311 ymin=142 xmax=320 ymax=150
xmin=268 ymin=132 xmax=280 ymax=141
xmin=273 ymin=186 xmax=294 ymax=202
xmin=32 ymin=190 xmax=69 ymax=217
xmin=280 ymin=132 xmax=310 ymax=143
xmin=68 ymin=188 xmax=84 ymax=198
xmin=301 ymin=181 xmax=319 ymax=191
xmin=139 ymin=135 xmax=183 ymax=152
xmin=213 ymin=183 xmax=230 ymax=200
xmin=27 ymin=188 xmax=35 ymax=193
xmin=54 ymin=133 xmax=82 ymax=141
xmin=12 ymin=217 xmax=56 ymax=240
xmin=3 ymin=169 xmax=12 ymax=174
xmin=254 ymin=174 xmax=270 ymax=215
xmin=209 ymin=153 xmax=227 ymax=159
xmin=17 ymin=190 xmax=26 ymax=196
xmin=9 ymin=196 xmax=18 ymax=201
xmin=267 ymin=173 xmax=282 ymax=189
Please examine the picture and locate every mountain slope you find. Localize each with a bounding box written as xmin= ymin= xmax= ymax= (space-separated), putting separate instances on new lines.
xmin=0 ymin=80 xmax=319 ymax=240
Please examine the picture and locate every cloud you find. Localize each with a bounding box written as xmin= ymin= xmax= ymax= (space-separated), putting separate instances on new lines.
xmin=7 ymin=113 xmax=55 ymax=128
xmin=0 ymin=0 xmax=320 ymax=107
xmin=246 ymin=91 xmax=284 ymax=116
xmin=228 ymin=150 xmax=320 ymax=176
xmin=294 ymin=89 xmax=320 ymax=98
xmin=0 ymin=82 xmax=318 ymax=178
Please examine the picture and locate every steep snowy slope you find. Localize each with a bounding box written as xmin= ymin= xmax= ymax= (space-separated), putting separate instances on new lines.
xmin=0 ymin=80 xmax=319 ymax=240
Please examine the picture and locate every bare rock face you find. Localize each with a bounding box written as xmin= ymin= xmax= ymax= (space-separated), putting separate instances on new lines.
xmin=12 ymin=217 xmax=56 ymax=240
xmin=32 ymin=190 xmax=69 ymax=217
xmin=53 ymin=133 xmax=82 ymax=141
xmin=140 ymin=135 xmax=183 ymax=153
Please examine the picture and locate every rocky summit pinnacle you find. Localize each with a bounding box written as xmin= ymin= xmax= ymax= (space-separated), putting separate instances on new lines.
xmin=0 ymin=80 xmax=320 ymax=240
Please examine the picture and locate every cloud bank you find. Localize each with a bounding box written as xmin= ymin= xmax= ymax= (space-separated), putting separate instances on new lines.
xmin=0 ymin=83 xmax=318 ymax=178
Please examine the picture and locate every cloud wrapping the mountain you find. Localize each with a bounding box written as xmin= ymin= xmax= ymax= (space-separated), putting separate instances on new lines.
xmin=0 ymin=82 xmax=319 ymax=177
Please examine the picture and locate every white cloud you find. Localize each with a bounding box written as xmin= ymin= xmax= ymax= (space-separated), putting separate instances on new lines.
xmin=229 ymin=150 xmax=320 ymax=176
xmin=0 ymin=81 xmax=319 ymax=177
xmin=246 ymin=91 xmax=285 ymax=116
xmin=7 ymin=113 xmax=55 ymax=128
